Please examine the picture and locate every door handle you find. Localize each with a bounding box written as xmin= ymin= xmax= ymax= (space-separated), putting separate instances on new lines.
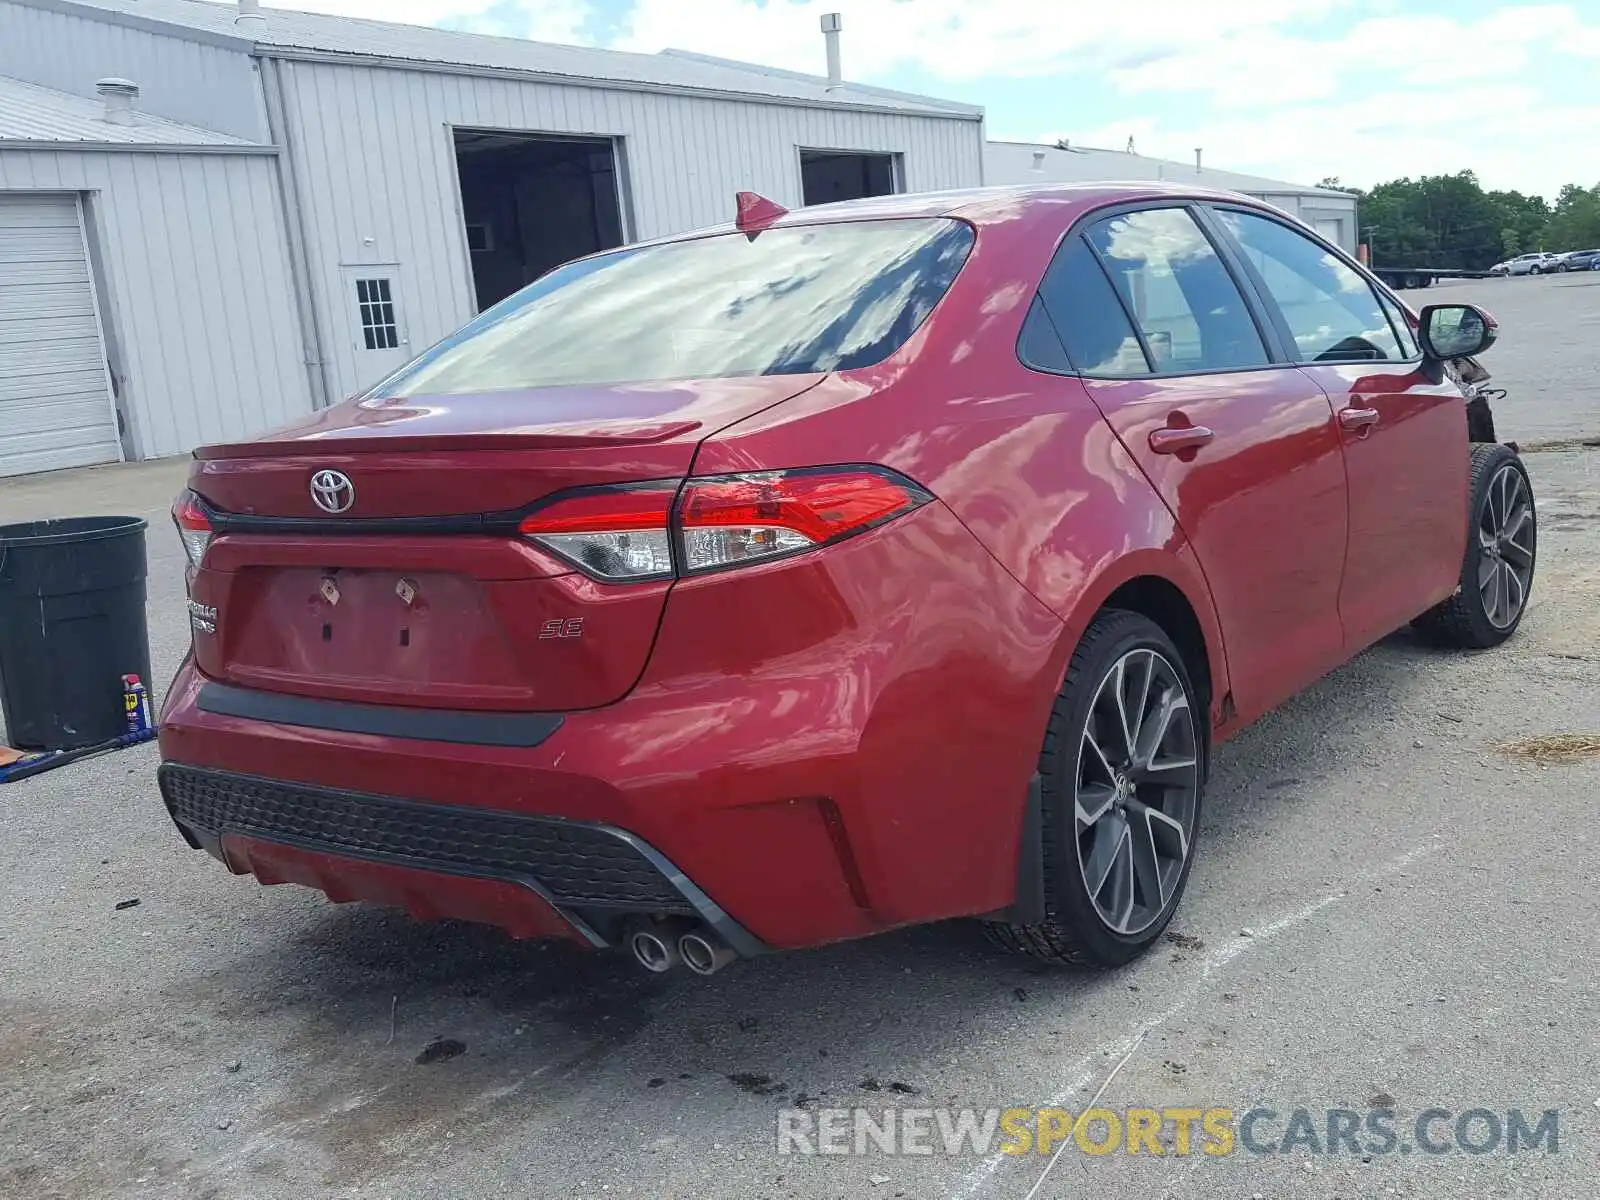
xmin=1338 ymin=406 xmax=1380 ymax=433
xmin=1148 ymin=425 xmax=1216 ymax=455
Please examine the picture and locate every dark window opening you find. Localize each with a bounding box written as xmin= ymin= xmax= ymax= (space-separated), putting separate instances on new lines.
xmin=800 ymin=150 xmax=898 ymax=206
xmin=356 ymin=277 xmax=399 ymax=350
xmin=453 ymin=129 xmax=624 ymax=312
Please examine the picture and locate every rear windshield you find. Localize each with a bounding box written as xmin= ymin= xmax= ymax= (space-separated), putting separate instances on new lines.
xmin=372 ymin=218 xmax=974 ymax=397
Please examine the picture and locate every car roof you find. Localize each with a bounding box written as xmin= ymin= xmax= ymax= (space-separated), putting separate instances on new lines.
xmin=633 ymin=182 xmax=1295 ymax=250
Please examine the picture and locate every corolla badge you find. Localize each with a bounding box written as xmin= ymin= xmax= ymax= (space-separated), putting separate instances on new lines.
xmin=310 ymin=469 xmax=355 ymax=514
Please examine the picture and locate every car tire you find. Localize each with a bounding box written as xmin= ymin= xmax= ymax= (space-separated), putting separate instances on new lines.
xmin=984 ymin=609 xmax=1205 ymax=968
xmin=1530 ymin=266 xmax=1542 ymax=274
xmin=1412 ymin=444 xmax=1536 ymax=649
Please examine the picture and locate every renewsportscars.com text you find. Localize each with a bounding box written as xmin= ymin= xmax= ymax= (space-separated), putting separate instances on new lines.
xmin=776 ymin=1106 xmax=1561 ymax=1158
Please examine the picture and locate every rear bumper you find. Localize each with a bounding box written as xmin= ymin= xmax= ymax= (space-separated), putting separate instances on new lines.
xmin=159 ymin=762 xmax=763 ymax=953
xmin=157 ymin=501 xmax=1071 ymax=950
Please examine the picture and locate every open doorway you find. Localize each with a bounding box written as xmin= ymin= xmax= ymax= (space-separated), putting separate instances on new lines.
xmin=799 ymin=150 xmax=900 ymax=206
xmin=453 ymin=130 xmax=625 ymax=312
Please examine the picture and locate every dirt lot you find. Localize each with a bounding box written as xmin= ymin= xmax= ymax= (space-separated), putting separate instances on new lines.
xmin=2 ymin=275 xmax=1597 ymax=1200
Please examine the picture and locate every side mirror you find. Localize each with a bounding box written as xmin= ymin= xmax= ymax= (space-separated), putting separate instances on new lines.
xmin=1418 ymin=303 xmax=1497 ymax=360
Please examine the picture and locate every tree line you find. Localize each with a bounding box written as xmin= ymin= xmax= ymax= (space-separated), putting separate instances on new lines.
xmin=1315 ymin=171 xmax=1600 ymax=271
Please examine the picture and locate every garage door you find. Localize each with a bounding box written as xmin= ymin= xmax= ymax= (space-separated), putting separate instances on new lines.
xmin=0 ymin=193 xmax=120 ymax=477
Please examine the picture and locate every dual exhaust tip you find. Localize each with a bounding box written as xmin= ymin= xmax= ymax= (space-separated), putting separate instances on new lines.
xmin=630 ymin=921 xmax=737 ymax=976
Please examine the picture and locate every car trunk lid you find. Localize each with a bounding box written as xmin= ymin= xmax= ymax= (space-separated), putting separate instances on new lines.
xmin=184 ymin=377 xmax=821 ymax=712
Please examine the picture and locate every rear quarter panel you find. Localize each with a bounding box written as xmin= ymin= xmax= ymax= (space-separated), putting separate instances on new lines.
xmin=685 ymin=196 xmax=1234 ymax=924
xmin=697 ymin=196 xmax=1232 ymax=730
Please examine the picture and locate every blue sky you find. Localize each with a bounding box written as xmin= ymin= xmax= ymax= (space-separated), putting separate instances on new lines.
xmin=320 ymin=0 xmax=1600 ymax=198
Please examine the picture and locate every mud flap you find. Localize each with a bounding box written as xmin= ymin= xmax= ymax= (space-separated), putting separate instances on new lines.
xmin=983 ymin=772 xmax=1046 ymax=924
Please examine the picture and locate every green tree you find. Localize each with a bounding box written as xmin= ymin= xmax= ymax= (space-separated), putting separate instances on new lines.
xmin=1360 ymin=172 xmax=1554 ymax=269
xmin=1315 ymin=176 xmax=1362 ymax=195
xmin=1548 ymin=183 xmax=1600 ymax=249
xmin=1487 ymin=189 xmax=1550 ymax=256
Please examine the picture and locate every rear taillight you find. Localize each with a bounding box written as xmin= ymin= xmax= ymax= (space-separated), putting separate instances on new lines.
xmin=172 ymin=491 xmax=213 ymax=569
xmin=678 ymin=468 xmax=928 ymax=573
xmin=518 ymin=484 xmax=678 ymax=581
xmin=517 ymin=467 xmax=930 ymax=582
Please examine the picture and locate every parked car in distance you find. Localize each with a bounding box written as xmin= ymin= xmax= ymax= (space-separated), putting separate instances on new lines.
xmin=1556 ymin=248 xmax=1600 ymax=271
xmin=1491 ymin=252 xmax=1557 ymax=275
xmin=157 ymin=182 xmax=1533 ymax=973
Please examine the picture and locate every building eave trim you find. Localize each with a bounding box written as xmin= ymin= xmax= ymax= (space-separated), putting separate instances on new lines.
xmin=260 ymin=47 xmax=987 ymax=122
xmin=0 ymin=139 xmax=279 ymax=155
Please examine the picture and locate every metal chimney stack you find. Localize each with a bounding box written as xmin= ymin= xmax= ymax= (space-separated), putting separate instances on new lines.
xmin=1195 ymin=147 xmax=1204 ymax=174
xmin=821 ymin=13 xmax=843 ymax=89
xmin=236 ymin=0 xmax=267 ymax=34
xmin=95 ymin=78 xmax=139 ymax=125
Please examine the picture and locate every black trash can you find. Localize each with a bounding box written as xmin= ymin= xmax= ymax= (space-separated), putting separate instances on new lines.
xmin=0 ymin=516 xmax=151 ymax=751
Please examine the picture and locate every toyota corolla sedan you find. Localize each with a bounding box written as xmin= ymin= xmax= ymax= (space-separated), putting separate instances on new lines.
xmin=158 ymin=183 xmax=1532 ymax=973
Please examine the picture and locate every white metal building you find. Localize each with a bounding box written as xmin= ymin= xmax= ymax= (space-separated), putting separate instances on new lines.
xmin=985 ymin=140 xmax=1359 ymax=254
xmin=0 ymin=0 xmax=986 ymax=475
xmin=0 ymin=74 xmax=307 ymax=474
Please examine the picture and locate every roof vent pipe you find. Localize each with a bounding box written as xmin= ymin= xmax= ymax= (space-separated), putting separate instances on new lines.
xmin=95 ymin=78 xmax=139 ymax=125
xmin=1031 ymin=151 xmax=1046 ymax=171
xmin=236 ymin=0 xmax=267 ymax=34
xmin=821 ymin=13 xmax=843 ymax=89
xmin=1195 ymin=147 xmax=1203 ymax=173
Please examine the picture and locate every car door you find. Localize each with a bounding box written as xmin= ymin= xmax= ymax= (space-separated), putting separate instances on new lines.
xmin=1209 ymin=207 xmax=1469 ymax=653
xmin=1032 ymin=205 xmax=1349 ymax=724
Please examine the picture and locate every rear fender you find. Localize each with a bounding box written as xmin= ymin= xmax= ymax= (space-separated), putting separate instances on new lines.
xmin=1055 ymin=546 xmax=1232 ymax=735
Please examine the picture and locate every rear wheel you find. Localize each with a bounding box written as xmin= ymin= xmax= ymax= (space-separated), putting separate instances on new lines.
xmin=985 ymin=610 xmax=1204 ymax=967
xmin=1413 ymin=444 xmax=1535 ymax=648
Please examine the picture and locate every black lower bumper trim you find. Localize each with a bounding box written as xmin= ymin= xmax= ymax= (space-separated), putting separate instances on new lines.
xmin=196 ymin=682 xmax=563 ymax=748
xmin=158 ymin=763 xmax=694 ymax=913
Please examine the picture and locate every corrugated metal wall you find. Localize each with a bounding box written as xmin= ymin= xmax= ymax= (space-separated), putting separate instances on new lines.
xmin=0 ymin=149 xmax=313 ymax=458
xmin=0 ymin=1 xmax=266 ymax=141
xmin=275 ymin=58 xmax=985 ymax=400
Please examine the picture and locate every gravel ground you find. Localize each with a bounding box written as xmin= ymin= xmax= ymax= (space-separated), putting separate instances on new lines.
xmin=2 ymin=277 xmax=1597 ymax=1199
xmin=1421 ymin=272 xmax=1600 ymax=446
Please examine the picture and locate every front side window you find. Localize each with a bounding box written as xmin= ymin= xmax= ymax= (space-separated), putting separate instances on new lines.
xmin=372 ymin=219 xmax=973 ymax=397
xmin=1218 ymin=210 xmax=1403 ymax=364
xmin=1084 ymin=207 xmax=1269 ymax=374
xmin=1376 ymin=290 xmax=1420 ymax=359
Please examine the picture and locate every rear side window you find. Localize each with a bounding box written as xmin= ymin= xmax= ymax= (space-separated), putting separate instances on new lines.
xmin=1035 ymin=236 xmax=1149 ymax=376
xmin=1218 ymin=210 xmax=1404 ymax=364
xmin=371 ymin=219 xmax=974 ymax=397
xmin=1084 ymin=208 xmax=1269 ymax=374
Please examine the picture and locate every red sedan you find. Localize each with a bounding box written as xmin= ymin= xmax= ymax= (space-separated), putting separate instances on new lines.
xmin=158 ymin=183 xmax=1532 ymax=972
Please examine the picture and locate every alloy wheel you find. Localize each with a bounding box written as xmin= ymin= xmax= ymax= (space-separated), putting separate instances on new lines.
xmin=1074 ymin=649 xmax=1200 ymax=935
xmin=1478 ymin=463 xmax=1535 ymax=629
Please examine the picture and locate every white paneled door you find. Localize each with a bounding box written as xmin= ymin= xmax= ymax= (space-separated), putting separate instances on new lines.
xmin=0 ymin=193 xmax=120 ymax=477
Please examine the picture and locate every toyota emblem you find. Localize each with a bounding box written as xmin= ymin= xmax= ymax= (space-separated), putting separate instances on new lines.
xmin=310 ymin=469 xmax=355 ymax=514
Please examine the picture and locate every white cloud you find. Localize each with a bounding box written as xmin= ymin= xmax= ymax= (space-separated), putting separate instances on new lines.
xmin=613 ymin=0 xmax=1348 ymax=81
xmin=273 ymin=0 xmax=588 ymax=42
xmin=1043 ymin=83 xmax=1600 ymax=197
xmin=1107 ymin=5 xmax=1600 ymax=105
